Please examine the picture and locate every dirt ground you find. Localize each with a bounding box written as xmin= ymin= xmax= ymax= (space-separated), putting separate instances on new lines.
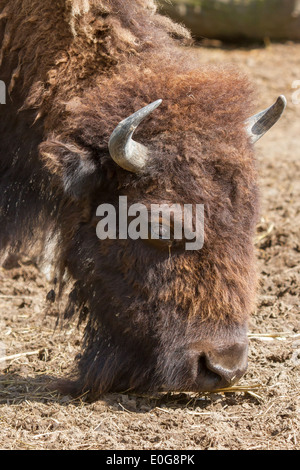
xmin=0 ymin=42 xmax=299 ymax=451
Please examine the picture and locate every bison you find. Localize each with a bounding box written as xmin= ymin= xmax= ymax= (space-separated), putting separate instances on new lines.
xmin=0 ymin=0 xmax=286 ymax=399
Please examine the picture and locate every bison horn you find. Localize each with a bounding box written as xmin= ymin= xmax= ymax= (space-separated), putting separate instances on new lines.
xmin=108 ymin=99 xmax=162 ymax=173
xmin=245 ymin=95 xmax=287 ymax=144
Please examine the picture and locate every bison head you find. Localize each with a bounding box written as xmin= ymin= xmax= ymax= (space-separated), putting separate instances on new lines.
xmin=41 ymin=74 xmax=285 ymax=398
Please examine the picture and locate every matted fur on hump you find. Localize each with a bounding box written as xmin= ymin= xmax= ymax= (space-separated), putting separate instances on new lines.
xmin=0 ymin=0 xmax=191 ymax=106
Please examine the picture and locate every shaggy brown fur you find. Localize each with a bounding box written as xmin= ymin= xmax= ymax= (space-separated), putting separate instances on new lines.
xmin=0 ymin=0 xmax=259 ymax=398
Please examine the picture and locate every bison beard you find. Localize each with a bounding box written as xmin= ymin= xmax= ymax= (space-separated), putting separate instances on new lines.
xmin=0 ymin=1 xmax=283 ymax=399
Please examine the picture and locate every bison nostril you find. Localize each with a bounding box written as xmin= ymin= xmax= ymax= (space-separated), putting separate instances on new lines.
xmin=205 ymin=345 xmax=248 ymax=387
xmin=204 ymin=356 xmax=240 ymax=386
xmin=195 ymin=342 xmax=249 ymax=390
xmin=197 ymin=354 xmax=224 ymax=387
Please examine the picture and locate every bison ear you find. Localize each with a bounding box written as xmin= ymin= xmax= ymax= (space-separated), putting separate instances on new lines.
xmin=245 ymin=95 xmax=287 ymax=144
xmin=40 ymin=139 xmax=101 ymax=199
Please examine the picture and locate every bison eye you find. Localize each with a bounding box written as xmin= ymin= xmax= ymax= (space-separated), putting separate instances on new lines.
xmin=150 ymin=222 xmax=171 ymax=240
xmin=146 ymin=219 xmax=177 ymax=251
xmin=143 ymin=212 xmax=186 ymax=251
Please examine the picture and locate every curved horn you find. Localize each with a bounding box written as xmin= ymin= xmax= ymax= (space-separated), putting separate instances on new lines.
xmin=108 ymin=99 xmax=162 ymax=173
xmin=245 ymin=95 xmax=287 ymax=144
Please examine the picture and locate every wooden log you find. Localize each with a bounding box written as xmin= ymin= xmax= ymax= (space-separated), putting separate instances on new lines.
xmin=159 ymin=0 xmax=300 ymax=41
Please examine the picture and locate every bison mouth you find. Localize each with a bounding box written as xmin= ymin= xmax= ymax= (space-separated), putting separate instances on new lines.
xmin=54 ymin=322 xmax=249 ymax=400
xmin=154 ymin=337 xmax=249 ymax=394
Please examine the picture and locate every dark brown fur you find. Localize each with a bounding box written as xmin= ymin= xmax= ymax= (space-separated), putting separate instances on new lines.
xmin=0 ymin=0 xmax=259 ymax=398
